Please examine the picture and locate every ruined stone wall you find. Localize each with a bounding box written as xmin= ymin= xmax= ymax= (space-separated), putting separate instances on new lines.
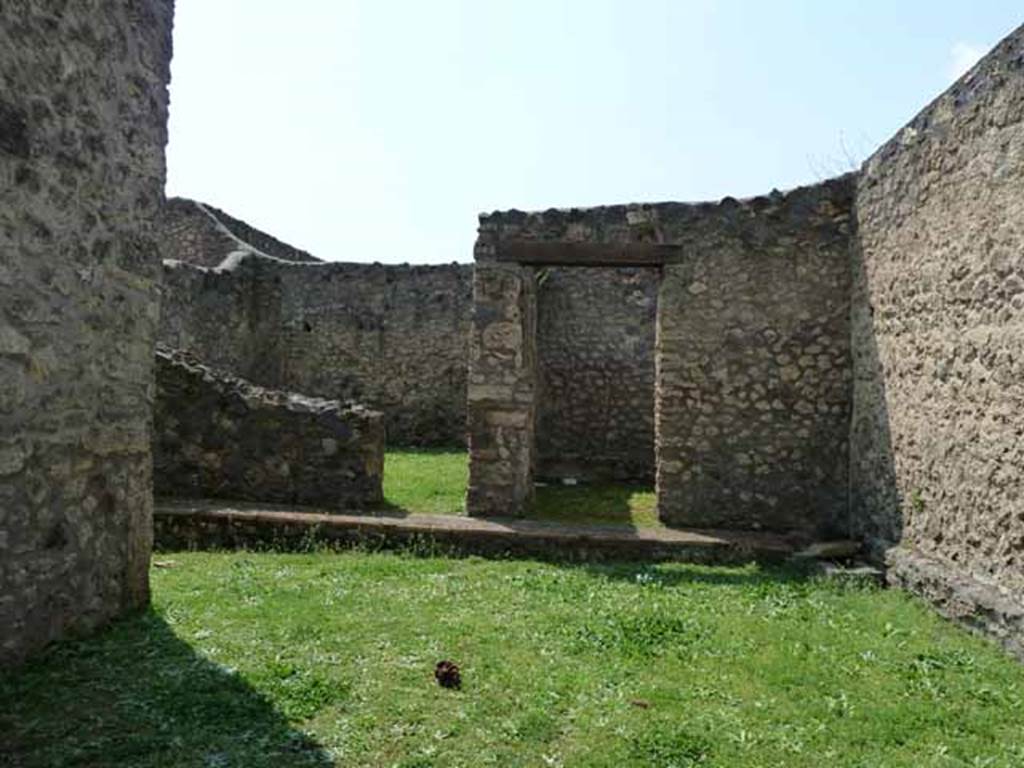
xmin=159 ymin=197 xmax=320 ymax=267
xmin=850 ymin=25 xmax=1024 ymax=654
xmin=0 ymin=1 xmax=173 ymax=667
xmin=197 ymin=201 xmax=321 ymax=263
xmin=158 ymin=255 xmax=475 ymax=446
xmin=159 ymin=206 xmax=660 ymax=457
xmin=475 ymin=177 xmax=855 ymax=529
xmin=154 ymin=347 xmax=384 ymax=508
xmin=657 ymin=180 xmax=855 ymax=534
xmin=466 ymin=261 xmax=539 ymax=516
xmin=536 ymin=267 xmax=657 ymax=482
xmin=159 ymin=198 xmax=243 ymax=268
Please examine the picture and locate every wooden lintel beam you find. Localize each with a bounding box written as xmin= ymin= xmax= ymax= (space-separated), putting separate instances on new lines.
xmin=495 ymin=241 xmax=680 ymax=267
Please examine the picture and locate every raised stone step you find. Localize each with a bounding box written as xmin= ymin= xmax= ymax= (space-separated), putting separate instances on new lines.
xmin=154 ymin=499 xmax=803 ymax=565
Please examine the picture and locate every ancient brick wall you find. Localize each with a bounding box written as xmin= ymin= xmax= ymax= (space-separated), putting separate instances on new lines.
xmin=850 ymin=25 xmax=1024 ymax=653
xmin=536 ymin=267 xmax=657 ymax=482
xmin=154 ymin=347 xmax=384 ymax=508
xmin=0 ymin=1 xmax=173 ymax=667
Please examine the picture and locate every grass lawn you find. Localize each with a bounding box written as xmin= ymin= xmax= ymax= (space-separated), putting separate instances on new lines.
xmin=383 ymin=450 xmax=469 ymax=516
xmin=384 ymin=450 xmax=658 ymax=528
xmin=3 ymin=551 xmax=1023 ymax=767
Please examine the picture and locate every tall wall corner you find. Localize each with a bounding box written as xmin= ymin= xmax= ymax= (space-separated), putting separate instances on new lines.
xmin=0 ymin=0 xmax=174 ymax=669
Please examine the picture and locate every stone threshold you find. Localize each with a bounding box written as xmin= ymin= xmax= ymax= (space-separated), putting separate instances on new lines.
xmin=154 ymin=498 xmax=807 ymax=565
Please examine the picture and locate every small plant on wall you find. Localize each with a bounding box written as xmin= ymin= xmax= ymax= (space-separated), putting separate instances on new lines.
xmin=909 ymin=489 xmax=926 ymax=516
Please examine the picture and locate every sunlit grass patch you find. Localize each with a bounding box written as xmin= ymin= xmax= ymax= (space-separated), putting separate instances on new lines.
xmin=383 ymin=450 xmax=659 ymax=528
xmin=383 ymin=449 xmax=468 ymax=516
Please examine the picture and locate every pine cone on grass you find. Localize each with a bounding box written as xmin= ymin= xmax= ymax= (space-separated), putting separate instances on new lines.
xmin=434 ymin=660 xmax=461 ymax=690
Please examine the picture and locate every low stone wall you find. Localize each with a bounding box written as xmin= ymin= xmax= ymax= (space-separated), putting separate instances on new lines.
xmin=154 ymin=347 xmax=384 ymax=509
xmin=159 ymin=255 xmax=474 ymax=446
xmin=154 ymin=501 xmax=798 ymax=565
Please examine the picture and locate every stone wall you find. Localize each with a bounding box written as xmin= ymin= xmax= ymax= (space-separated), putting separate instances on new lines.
xmin=466 ymin=261 xmax=538 ymax=516
xmin=154 ymin=347 xmax=384 ymax=508
xmin=268 ymin=260 xmax=472 ymax=446
xmin=0 ymin=1 xmax=173 ymax=667
xmin=160 ymin=197 xmax=320 ymax=268
xmin=160 ymin=259 xmax=253 ymax=375
xmin=159 ymin=255 xmax=474 ymax=446
xmin=536 ymin=267 xmax=657 ymax=482
xmin=158 ymin=205 xmax=660 ymax=458
xmin=196 ymin=200 xmax=321 ymax=264
xmin=850 ymin=25 xmax=1024 ymax=654
xmin=159 ymin=198 xmax=242 ymax=268
xmin=657 ymin=180 xmax=855 ymax=533
xmin=473 ymin=179 xmax=855 ymax=531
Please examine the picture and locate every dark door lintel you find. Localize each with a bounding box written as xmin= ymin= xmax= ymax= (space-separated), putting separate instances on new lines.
xmin=495 ymin=241 xmax=681 ymax=267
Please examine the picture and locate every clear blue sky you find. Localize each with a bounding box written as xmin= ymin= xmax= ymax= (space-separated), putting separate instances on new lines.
xmin=165 ymin=2 xmax=1022 ymax=264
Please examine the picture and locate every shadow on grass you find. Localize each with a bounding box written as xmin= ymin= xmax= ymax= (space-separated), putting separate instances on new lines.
xmin=0 ymin=610 xmax=331 ymax=768
xmin=528 ymin=482 xmax=657 ymax=531
xmin=366 ymin=498 xmax=415 ymax=518
xmin=573 ymin=558 xmax=819 ymax=588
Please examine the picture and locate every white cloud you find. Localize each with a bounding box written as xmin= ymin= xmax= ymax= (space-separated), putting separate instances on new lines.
xmin=948 ymin=41 xmax=985 ymax=81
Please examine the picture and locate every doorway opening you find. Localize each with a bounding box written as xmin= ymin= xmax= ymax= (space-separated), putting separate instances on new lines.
xmin=532 ymin=265 xmax=660 ymax=528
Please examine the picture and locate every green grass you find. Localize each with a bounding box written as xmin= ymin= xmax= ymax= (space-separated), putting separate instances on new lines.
xmin=531 ymin=483 xmax=659 ymax=528
xmin=383 ymin=450 xmax=659 ymax=528
xmin=383 ymin=449 xmax=469 ymax=516
xmin=3 ymin=551 xmax=1024 ymax=767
